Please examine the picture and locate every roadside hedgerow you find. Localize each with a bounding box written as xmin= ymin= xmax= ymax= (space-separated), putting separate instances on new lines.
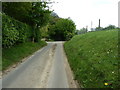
xmin=2 ymin=13 xmax=32 ymax=48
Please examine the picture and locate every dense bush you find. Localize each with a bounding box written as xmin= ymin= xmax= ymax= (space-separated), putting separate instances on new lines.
xmin=2 ymin=13 xmax=32 ymax=48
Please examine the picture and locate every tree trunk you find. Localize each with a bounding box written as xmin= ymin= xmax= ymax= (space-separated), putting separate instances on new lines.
xmin=32 ymin=24 xmax=36 ymax=43
xmin=32 ymin=37 xmax=34 ymax=43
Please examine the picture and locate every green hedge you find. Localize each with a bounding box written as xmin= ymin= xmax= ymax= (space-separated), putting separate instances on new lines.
xmin=2 ymin=13 xmax=32 ymax=48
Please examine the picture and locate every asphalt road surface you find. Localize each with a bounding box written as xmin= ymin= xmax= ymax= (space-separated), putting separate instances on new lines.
xmin=2 ymin=41 xmax=76 ymax=88
xmin=47 ymin=42 xmax=69 ymax=88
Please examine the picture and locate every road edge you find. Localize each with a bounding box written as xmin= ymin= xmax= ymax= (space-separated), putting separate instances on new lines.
xmin=2 ymin=45 xmax=46 ymax=78
xmin=62 ymin=43 xmax=80 ymax=88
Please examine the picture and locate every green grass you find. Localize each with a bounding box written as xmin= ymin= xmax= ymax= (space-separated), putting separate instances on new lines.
xmin=2 ymin=41 xmax=47 ymax=71
xmin=64 ymin=29 xmax=119 ymax=88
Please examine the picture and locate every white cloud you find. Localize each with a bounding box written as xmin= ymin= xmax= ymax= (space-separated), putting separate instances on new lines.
xmin=51 ymin=0 xmax=119 ymax=30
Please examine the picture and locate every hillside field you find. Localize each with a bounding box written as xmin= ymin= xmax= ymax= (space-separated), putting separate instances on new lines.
xmin=64 ymin=29 xmax=119 ymax=88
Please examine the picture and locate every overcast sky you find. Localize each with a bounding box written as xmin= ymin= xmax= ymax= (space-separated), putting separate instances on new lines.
xmin=51 ymin=0 xmax=119 ymax=30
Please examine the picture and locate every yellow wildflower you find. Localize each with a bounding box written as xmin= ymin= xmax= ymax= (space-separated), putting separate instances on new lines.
xmin=104 ymin=83 xmax=108 ymax=85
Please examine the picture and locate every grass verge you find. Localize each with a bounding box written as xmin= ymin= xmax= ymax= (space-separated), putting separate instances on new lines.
xmin=2 ymin=41 xmax=47 ymax=71
xmin=64 ymin=29 xmax=119 ymax=88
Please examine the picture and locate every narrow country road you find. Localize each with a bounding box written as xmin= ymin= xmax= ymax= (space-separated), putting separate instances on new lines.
xmin=2 ymin=41 xmax=77 ymax=88
xmin=47 ymin=42 xmax=68 ymax=88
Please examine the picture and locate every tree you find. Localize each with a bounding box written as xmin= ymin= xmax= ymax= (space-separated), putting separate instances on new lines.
xmin=40 ymin=25 xmax=49 ymax=39
xmin=48 ymin=18 xmax=76 ymax=41
xmin=2 ymin=2 xmax=32 ymax=24
xmin=103 ymin=25 xmax=116 ymax=30
xmin=49 ymin=13 xmax=60 ymax=25
xmin=30 ymin=2 xmax=51 ymax=42
xmin=78 ymin=27 xmax=88 ymax=34
xmin=75 ymin=30 xmax=79 ymax=35
xmin=95 ymin=27 xmax=103 ymax=31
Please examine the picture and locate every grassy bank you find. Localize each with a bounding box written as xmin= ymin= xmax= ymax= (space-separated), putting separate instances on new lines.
xmin=2 ymin=41 xmax=47 ymax=71
xmin=64 ymin=29 xmax=119 ymax=88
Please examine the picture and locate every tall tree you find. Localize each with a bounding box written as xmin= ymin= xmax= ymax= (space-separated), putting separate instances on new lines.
xmin=30 ymin=2 xmax=51 ymax=42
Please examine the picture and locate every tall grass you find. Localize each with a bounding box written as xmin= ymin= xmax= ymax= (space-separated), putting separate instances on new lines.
xmin=64 ymin=29 xmax=119 ymax=88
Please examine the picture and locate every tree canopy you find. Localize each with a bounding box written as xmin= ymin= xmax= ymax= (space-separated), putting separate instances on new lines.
xmin=2 ymin=2 xmax=51 ymax=27
xmin=2 ymin=2 xmax=32 ymax=24
xmin=48 ymin=18 xmax=76 ymax=41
